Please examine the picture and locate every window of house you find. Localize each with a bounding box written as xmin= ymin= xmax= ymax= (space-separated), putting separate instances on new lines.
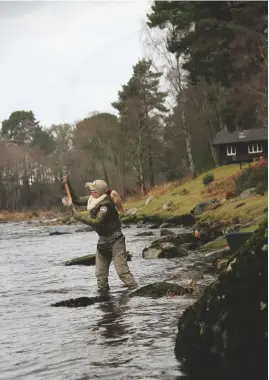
xmin=226 ymin=145 xmax=236 ymax=156
xmin=248 ymin=143 xmax=263 ymax=154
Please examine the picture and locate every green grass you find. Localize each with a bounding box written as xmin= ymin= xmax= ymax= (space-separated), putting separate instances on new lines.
xmin=240 ymin=224 xmax=260 ymax=233
xmin=203 ymin=238 xmax=228 ymax=250
xmin=123 ymin=164 xmax=268 ymax=226
xmin=200 ymin=196 xmax=267 ymax=224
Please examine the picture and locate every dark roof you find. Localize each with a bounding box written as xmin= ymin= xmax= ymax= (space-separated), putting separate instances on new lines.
xmin=213 ymin=128 xmax=268 ymax=145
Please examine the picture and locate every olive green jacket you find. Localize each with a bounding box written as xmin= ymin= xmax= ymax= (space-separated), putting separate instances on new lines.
xmin=68 ymin=182 xmax=121 ymax=237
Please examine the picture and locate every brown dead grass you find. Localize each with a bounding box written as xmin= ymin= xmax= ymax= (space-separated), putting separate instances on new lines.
xmin=144 ymin=176 xmax=193 ymax=197
xmin=0 ymin=210 xmax=57 ymax=222
xmin=202 ymin=175 xmax=237 ymax=198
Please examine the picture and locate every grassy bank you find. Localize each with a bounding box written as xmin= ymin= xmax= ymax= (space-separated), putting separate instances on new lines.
xmin=123 ymin=163 xmax=268 ymax=227
xmin=1 ymin=163 xmax=267 ymax=228
xmin=0 ymin=210 xmax=58 ymax=222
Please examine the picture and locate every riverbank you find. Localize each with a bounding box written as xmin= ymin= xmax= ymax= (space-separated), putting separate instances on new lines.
xmin=0 ymin=210 xmax=59 ymax=222
xmin=1 ymin=163 xmax=267 ymax=229
xmin=122 ymin=163 xmax=268 ymax=244
xmin=174 ymin=219 xmax=268 ymax=379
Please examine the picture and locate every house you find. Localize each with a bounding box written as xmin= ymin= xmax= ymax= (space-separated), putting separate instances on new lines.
xmin=213 ymin=128 xmax=268 ymax=165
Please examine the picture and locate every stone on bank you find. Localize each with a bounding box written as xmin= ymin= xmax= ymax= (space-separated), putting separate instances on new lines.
xmin=142 ymin=233 xmax=199 ymax=259
xmin=174 ymin=220 xmax=268 ymax=379
xmin=65 ymin=252 xmax=132 ymax=266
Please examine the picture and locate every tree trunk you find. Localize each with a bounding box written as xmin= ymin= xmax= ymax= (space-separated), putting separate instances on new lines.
xmin=182 ymin=111 xmax=196 ymax=178
xmin=209 ymin=137 xmax=218 ymax=166
xmin=148 ymin=148 xmax=155 ymax=187
xmin=137 ymin=156 xmax=145 ymax=197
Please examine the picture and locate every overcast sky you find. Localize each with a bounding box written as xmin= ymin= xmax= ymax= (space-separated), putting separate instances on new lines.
xmin=0 ymin=1 xmax=152 ymax=126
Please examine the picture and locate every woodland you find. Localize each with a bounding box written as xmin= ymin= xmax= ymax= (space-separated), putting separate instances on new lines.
xmin=0 ymin=1 xmax=267 ymax=211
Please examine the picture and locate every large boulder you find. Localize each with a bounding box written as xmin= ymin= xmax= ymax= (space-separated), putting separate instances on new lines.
xmin=192 ymin=220 xmax=225 ymax=243
xmin=135 ymin=231 xmax=154 ymax=237
xmin=160 ymin=229 xmax=175 ymax=236
xmin=148 ymin=223 xmax=161 ymax=229
xmin=169 ymin=270 xmax=204 ymax=283
xmin=65 ymin=252 xmax=132 ymax=266
xmin=165 ymin=214 xmax=196 ymax=227
xmin=162 ymin=200 xmax=173 ymax=210
xmin=145 ymin=195 xmax=154 ymax=205
xmin=124 ymin=208 xmax=140 ymax=216
xmin=142 ymin=215 xmax=163 ymax=224
xmin=239 ymin=187 xmax=256 ymax=199
xmin=129 ymin=282 xmax=195 ymax=298
xmin=142 ymin=233 xmax=199 ymax=259
xmin=174 ymin=220 xmax=268 ymax=378
xmin=190 ymin=199 xmax=218 ymax=216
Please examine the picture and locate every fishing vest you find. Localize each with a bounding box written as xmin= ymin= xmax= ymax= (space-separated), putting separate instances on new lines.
xmin=90 ymin=197 xmax=122 ymax=237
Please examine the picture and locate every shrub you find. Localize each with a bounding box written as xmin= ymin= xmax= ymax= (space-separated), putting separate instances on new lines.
xmin=226 ymin=191 xmax=236 ymax=200
xmin=235 ymin=165 xmax=268 ymax=195
xmin=203 ymin=172 xmax=214 ymax=186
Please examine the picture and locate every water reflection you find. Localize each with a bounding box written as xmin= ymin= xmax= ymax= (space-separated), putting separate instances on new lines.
xmin=96 ymin=292 xmax=130 ymax=344
xmin=1 ymin=222 xmax=216 ymax=380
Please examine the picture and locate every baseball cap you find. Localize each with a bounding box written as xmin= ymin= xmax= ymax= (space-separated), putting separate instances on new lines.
xmin=85 ymin=180 xmax=108 ymax=195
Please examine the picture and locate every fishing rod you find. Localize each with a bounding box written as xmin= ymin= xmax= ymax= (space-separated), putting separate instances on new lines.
xmin=61 ymin=176 xmax=73 ymax=207
xmin=64 ymin=182 xmax=72 ymax=205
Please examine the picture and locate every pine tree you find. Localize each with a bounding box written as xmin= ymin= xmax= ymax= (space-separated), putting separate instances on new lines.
xmin=112 ymin=59 xmax=167 ymax=193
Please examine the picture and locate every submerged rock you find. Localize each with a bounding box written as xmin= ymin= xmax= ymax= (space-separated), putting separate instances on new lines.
xmin=174 ymin=220 xmax=268 ymax=379
xmin=142 ymin=233 xmax=198 ymax=259
xmin=64 ymin=252 xmax=132 ymax=266
xmin=129 ymin=282 xmax=195 ymax=298
xmin=65 ymin=254 xmax=96 ymax=266
xmin=51 ymin=295 xmax=110 ymax=307
xmin=180 ymin=242 xmax=197 ymax=251
xmin=75 ymin=226 xmax=93 ymax=233
xmin=160 ymin=222 xmax=174 ymax=229
xmin=135 ymin=231 xmax=154 ymax=237
xmin=160 ymin=229 xmax=175 ymax=236
xmin=169 ymin=270 xmax=204 ymax=283
xmin=49 ymin=231 xmax=71 ymax=236
xmin=148 ymin=223 xmax=161 ymax=229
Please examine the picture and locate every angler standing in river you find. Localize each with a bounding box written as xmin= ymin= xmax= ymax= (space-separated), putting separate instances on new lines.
xmin=62 ymin=176 xmax=138 ymax=293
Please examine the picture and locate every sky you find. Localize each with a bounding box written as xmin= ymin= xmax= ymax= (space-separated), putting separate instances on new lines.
xmin=0 ymin=0 xmax=152 ymax=127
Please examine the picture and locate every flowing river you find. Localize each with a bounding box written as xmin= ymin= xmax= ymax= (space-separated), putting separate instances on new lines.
xmin=0 ymin=220 xmax=215 ymax=380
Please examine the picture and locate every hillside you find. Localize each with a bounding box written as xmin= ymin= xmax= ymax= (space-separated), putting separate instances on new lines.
xmin=123 ymin=163 xmax=268 ymax=232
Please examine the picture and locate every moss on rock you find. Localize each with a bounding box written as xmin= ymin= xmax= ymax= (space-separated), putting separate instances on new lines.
xmin=64 ymin=252 xmax=132 ymax=266
xmin=130 ymin=282 xmax=195 ymax=298
xmin=174 ymin=220 xmax=268 ymax=378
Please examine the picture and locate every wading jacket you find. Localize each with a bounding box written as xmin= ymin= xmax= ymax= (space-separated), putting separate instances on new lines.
xmin=67 ymin=182 xmax=121 ymax=237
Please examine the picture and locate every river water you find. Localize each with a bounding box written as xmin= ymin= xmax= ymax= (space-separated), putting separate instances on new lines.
xmin=0 ymin=221 xmax=214 ymax=380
